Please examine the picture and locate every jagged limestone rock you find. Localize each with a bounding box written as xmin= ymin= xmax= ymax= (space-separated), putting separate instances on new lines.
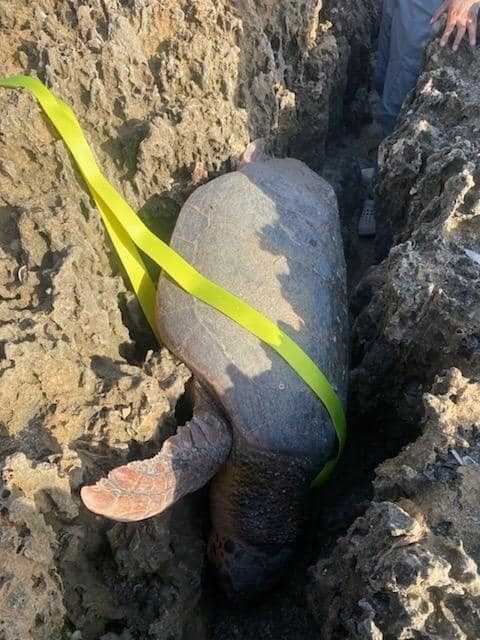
xmin=0 ymin=474 xmax=66 ymax=640
xmin=310 ymin=38 xmax=480 ymax=640
xmin=309 ymin=369 xmax=480 ymax=639
xmin=351 ymin=39 xmax=480 ymax=420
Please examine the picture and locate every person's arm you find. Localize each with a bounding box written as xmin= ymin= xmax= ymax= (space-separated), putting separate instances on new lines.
xmin=431 ymin=0 xmax=480 ymax=50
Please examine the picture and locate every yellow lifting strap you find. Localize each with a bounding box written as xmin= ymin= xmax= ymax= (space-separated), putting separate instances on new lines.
xmin=0 ymin=75 xmax=346 ymax=487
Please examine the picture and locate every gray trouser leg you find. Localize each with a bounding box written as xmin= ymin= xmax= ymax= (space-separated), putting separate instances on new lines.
xmin=375 ymin=0 xmax=397 ymax=96
xmin=379 ymin=0 xmax=441 ymax=135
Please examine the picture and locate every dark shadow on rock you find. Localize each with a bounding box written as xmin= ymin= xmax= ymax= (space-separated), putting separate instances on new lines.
xmin=100 ymin=119 xmax=149 ymax=181
xmin=90 ymin=354 xmax=143 ymax=390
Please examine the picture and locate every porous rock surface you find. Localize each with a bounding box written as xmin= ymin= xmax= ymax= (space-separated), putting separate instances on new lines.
xmin=351 ymin=38 xmax=480 ymax=420
xmin=310 ymin=368 xmax=480 ymax=639
xmin=309 ymin=39 xmax=480 ymax=639
xmin=0 ymin=1 xmax=378 ymax=638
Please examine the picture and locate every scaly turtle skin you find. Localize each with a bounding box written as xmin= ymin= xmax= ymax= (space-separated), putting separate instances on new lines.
xmin=81 ymin=158 xmax=348 ymax=594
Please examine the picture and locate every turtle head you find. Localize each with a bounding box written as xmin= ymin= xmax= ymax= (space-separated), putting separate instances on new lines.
xmin=208 ymin=531 xmax=293 ymax=596
xmin=206 ymin=445 xmax=313 ymax=597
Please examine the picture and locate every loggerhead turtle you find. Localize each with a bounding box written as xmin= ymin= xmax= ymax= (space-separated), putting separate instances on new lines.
xmin=81 ymin=157 xmax=348 ymax=594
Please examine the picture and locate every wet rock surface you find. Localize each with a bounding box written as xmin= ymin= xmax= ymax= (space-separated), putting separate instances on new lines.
xmin=0 ymin=1 xmax=379 ymax=638
xmin=309 ymin=39 xmax=480 ymax=639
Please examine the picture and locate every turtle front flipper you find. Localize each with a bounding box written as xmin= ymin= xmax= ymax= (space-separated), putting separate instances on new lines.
xmin=80 ymin=407 xmax=231 ymax=522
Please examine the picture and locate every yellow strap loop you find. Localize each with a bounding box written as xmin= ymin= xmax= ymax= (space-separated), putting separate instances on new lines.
xmin=0 ymin=74 xmax=346 ymax=486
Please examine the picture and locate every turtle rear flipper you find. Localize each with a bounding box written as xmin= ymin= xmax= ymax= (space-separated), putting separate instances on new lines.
xmin=80 ymin=408 xmax=231 ymax=522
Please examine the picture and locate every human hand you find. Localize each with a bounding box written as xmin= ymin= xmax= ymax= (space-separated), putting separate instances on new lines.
xmin=431 ymin=0 xmax=480 ymax=51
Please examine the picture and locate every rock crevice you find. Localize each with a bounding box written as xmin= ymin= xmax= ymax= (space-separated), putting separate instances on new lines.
xmin=309 ymin=38 xmax=480 ymax=640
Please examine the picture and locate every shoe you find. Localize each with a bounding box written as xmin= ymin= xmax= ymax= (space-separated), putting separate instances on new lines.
xmin=358 ymin=199 xmax=376 ymax=237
